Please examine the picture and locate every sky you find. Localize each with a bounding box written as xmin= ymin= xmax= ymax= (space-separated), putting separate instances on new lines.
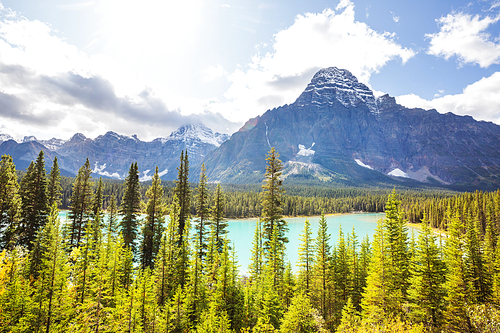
xmin=0 ymin=0 xmax=499 ymax=141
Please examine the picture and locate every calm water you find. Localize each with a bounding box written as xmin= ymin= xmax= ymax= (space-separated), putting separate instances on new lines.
xmin=226 ymin=213 xmax=385 ymax=274
xmin=59 ymin=211 xmax=388 ymax=274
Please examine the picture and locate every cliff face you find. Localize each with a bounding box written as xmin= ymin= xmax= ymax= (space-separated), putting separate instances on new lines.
xmin=202 ymin=67 xmax=500 ymax=188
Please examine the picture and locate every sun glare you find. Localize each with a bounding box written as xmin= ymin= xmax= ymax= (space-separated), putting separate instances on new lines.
xmin=100 ymin=0 xmax=202 ymax=58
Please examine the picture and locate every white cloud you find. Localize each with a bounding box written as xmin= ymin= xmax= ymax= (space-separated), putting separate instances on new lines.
xmin=216 ymin=1 xmax=415 ymax=122
xmin=391 ymin=11 xmax=400 ymax=23
xmin=427 ymin=11 xmax=500 ymax=67
xmin=203 ymin=65 xmax=227 ymax=82
xmin=0 ymin=5 xmax=240 ymax=141
xmin=396 ymin=71 xmax=500 ymax=124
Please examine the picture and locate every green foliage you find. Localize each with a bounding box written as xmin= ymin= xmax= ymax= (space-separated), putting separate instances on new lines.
xmin=119 ymin=162 xmax=142 ymax=254
xmin=19 ymin=151 xmax=49 ymax=250
xmin=280 ymin=292 xmax=327 ymax=333
xmin=261 ymin=148 xmax=287 ymax=248
xmin=141 ymin=166 xmax=166 ymax=270
xmin=0 ymin=155 xmax=21 ymax=249
xmin=174 ymin=150 xmax=191 ymax=245
xmin=297 ymin=219 xmax=314 ymax=293
xmin=68 ymin=158 xmax=93 ymax=249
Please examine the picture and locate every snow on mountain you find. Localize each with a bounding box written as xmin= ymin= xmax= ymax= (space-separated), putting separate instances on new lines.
xmin=388 ymin=168 xmax=410 ymax=178
xmin=297 ymin=67 xmax=379 ymax=114
xmin=157 ymin=124 xmax=229 ymax=147
xmin=297 ymin=143 xmax=315 ymax=157
xmin=22 ymin=135 xmax=37 ymax=143
xmin=0 ymin=133 xmax=15 ymax=143
xmin=354 ymin=159 xmax=374 ymax=170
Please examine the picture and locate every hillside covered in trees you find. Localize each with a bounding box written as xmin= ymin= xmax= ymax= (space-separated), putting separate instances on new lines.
xmin=1 ymin=149 xmax=500 ymax=332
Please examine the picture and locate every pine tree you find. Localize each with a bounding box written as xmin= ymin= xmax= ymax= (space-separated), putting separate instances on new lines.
xmin=443 ymin=206 xmax=473 ymax=332
xmin=47 ymin=156 xmax=62 ymax=207
xmin=407 ymin=215 xmax=446 ymax=328
xmin=18 ymin=151 xmax=49 ymax=250
xmin=311 ymin=213 xmax=332 ymax=322
xmin=141 ymin=166 xmax=166 ymax=270
xmin=119 ymin=162 xmax=142 ymax=255
xmin=249 ymin=219 xmax=264 ymax=282
xmin=261 ymin=147 xmax=287 ymax=248
xmin=211 ymin=183 xmax=228 ymax=252
xmin=155 ymin=195 xmax=181 ymax=305
xmin=68 ymin=158 xmax=93 ymax=249
xmin=0 ymin=155 xmax=21 ymax=249
xmin=31 ymin=203 xmax=71 ymax=332
xmin=280 ymin=292 xmax=327 ymax=333
xmin=297 ymin=219 xmax=314 ymax=293
xmin=384 ymin=189 xmax=409 ymax=301
xmin=360 ymin=219 xmax=389 ymax=324
xmin=194 ymin=163 xmax=210 ymax=264
xmin=107 ymin=194 xmax=118 ymax=239
xmin=174 ymin=150 xmax=191 ymax=246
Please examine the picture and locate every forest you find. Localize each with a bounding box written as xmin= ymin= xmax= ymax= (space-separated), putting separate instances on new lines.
xmin=1 ymin=148 xmax=500 ymax=332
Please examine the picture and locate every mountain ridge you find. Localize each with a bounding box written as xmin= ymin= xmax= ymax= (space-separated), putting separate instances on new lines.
xmin=200 ymin=67 xmax=500 ymax=189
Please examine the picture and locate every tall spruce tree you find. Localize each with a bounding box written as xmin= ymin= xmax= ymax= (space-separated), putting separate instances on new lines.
xmin=119 ymin=162 xmax=142 ymax=255
xmin=0 ymin=155 xmax=21 ymax=249
xmin=68 ymin=158 xmax=93 ymax=248
xmin=407 ymin=215 xmax=446 ymax=328
xmin=312 ymin=213 xmax=332 ymax=322
xmin=194 ymin=163 xmax=210 ymax=263
xmin=211 ymin=183 xmax=228 ymax=252
xmin=443 ymin=206 xmax=474 ymax=331
xmin=297 ymin=218 xmax=314 ymax=293
xmin=141 ymin=166 xmax=166 ymax=269
xmin=47 ymin=156 xmax=62 ymax=207
xmin=19 ymin=150 xmax=49 ymax=250
xmin=173 ymin=150 xmax=190 ymax=246
xmin=260 ymin=147 xmax=287 ymax=249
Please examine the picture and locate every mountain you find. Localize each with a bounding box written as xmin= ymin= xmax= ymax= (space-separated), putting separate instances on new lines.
xmin=0 ymin=124 xmax=229 ymax=181
xmin=201 ymin=67 xmax=500 ymax=189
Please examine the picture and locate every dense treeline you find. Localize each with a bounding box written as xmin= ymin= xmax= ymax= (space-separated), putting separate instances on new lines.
xmin=2 ymin=149 xmax=500 ymax=332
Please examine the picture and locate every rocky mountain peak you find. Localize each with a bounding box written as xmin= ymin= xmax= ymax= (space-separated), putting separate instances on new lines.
xmin=167 ymin=123 xmax=229 ymax=147
xmin=295 ymin=67 xmax=378 ymax=113
xmin=22 ymin=135 xmax=37 ymax=143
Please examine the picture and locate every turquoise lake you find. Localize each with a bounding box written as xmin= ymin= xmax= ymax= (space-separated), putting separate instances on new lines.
xmin=59 ymin=212 xmax=388 ymax=274
xmin=225 ymin=213 xmax=385 ymax=274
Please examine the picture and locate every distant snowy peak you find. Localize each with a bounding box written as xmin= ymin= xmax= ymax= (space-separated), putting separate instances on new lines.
xmin=160 ymin=124 xmax=229 ymax=147
xmin=39 ymin=138 xmax=68 ymax=151
xmin=296 ymin=67 xmax=378 ymax=114
xmin=0 ymin=133 xmax=15 ymax=143
xmin=23 ymin=135 xmax=37 ymax=143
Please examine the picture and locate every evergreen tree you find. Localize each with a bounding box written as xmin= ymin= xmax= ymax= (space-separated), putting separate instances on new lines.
xmin=384 ymin=189 xmax=410 ymax=300
xmin=297 ymin=219 xmax=314 ymax=293
xmin=31 ymin=203 xmax=71 ymax=332
xmin=443 ymin=207 xmax=474 ymax=332
xmin=261 ymin=147 xmax=287 ymax=248
xmin=107 ymin=194 xmax=118 ymax=239
xmin=280 ymin=292 xmax=327 ymax=333
xmin=194 ymin=163 xmax=210 ymax=263
xmin=155 ymin=195 xmax=181 ymax=305
xmin=407 ymin=216 xmax=446 ymax=328
xmin=0 ymin=155 xmax=21 ymax=249
xmin=141 ymin=166 xmax=166 ymax=270
xmin=173 ymin=150 xmax=191 ymax=246
xmin=18 ymin=151 xmax=49 ymax=250
xmin=68 ymin=158 xmax=93 ymax=249
xmin=119 ymin=162 xmax=142 ymax=255
xmin=249 ymin=218 xmax=264 ymax=282
xmin=360 ymin=219 xmax=390 ymax=324
xmin=311 ymin=213 xmax=332 ymax=323
xmin=47 ymin=156 xmax=62 ymax=207
xmin=211 ymin=183 xmax=228 ymax=252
